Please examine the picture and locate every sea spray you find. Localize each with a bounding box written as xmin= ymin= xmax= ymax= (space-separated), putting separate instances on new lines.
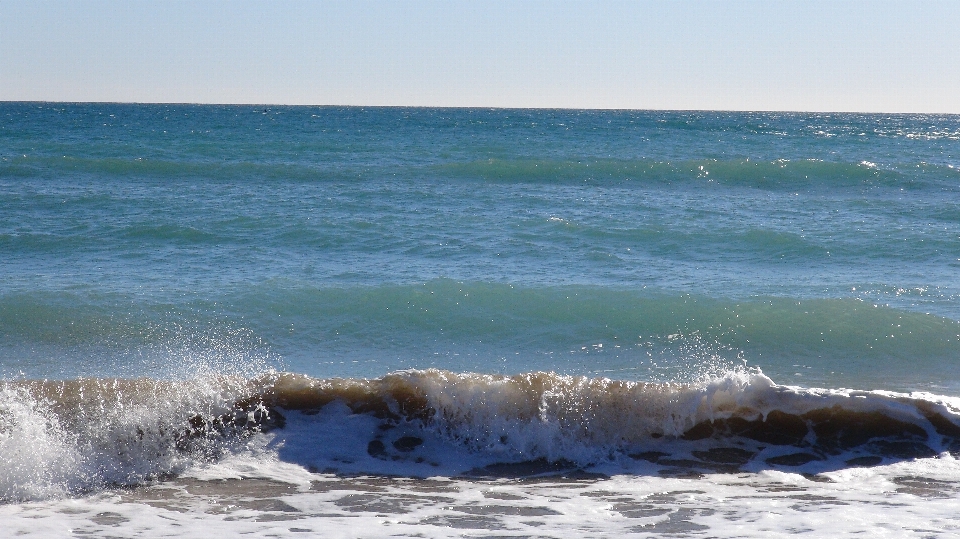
xmin=0 ymin=374 xmax=277 ymax=501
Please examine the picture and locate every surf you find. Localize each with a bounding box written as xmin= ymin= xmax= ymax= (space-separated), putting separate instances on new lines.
xmin=4 ymin=369 xmax=960 ymax=502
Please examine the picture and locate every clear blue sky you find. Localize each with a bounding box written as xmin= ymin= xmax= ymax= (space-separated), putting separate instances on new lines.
xmin=2 ymin=0 xmax=958 ymax=112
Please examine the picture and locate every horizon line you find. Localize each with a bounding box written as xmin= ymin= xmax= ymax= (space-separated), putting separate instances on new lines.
xmin=3 ymin=100 xmax=958 ymax=117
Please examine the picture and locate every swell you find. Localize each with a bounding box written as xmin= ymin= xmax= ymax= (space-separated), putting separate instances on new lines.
xmin=4 ymin=283 xmax=959 ymax=367
xmin=0 ymin=154 xmax=364 ymax=183
xmin=4 ymin=154 xmax=958 ymax=192
xmin=431 ymin=158 xmax=958 ymax=191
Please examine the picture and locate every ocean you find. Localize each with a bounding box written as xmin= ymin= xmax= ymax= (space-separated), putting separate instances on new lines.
xmin=2 ymin=103 xmax=960 ymax=537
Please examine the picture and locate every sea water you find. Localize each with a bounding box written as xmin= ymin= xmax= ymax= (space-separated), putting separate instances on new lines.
xmin=2 ymin=103 xmax=960 ymax=537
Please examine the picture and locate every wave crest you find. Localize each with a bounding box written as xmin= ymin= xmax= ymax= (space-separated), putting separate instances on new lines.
xmin=4 ymin=370 xmax=960 ymax=500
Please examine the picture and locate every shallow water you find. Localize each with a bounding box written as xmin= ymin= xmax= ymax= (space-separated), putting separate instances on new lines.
xmin=6 ymin=471 xmax=960 ymax=538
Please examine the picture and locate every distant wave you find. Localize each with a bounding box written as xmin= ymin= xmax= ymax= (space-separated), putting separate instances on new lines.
xmin=4 ymin=153 xmax=959 ymax=191
xmin=0 ymin=154 xmax=360 ymax=182
xmin=431 ymin=157 xmax=958 ymax=190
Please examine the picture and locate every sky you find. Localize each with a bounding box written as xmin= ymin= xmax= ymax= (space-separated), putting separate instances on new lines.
xmin=1 ymin=0 xmax=959 ymax=113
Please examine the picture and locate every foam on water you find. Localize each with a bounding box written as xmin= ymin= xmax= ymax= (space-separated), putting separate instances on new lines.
xmin=5 ymin=471 xmax=960 ymax=538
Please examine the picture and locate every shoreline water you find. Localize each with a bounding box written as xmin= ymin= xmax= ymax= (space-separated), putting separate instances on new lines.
xmin=5 ymin=372 xmax=960 ymax=537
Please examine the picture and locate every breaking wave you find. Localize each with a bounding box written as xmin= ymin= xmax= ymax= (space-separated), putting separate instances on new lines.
xmin=4 ymin=369 xmax=960 ymax=501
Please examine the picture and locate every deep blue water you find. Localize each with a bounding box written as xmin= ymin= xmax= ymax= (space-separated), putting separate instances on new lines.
xmin=2 ymin=103 xmax=960 ymax=391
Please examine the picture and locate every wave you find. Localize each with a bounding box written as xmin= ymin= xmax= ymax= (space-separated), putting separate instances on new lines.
xmin=4 ymin=283 xmax=959 ymax=369
xmin=431 ymin=158 xmax=958 ymax=191
xmin=0 ymin=154 xmax=364 ymax=183
xmin=4 ymin=369 xmax=960 ymax=501
xmin=4 ymin=153 xmax=958 ymax=192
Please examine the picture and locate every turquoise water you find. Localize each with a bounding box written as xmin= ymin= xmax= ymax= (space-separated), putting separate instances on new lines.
xmin=3 ymin=104 xmax=960 ymax=391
